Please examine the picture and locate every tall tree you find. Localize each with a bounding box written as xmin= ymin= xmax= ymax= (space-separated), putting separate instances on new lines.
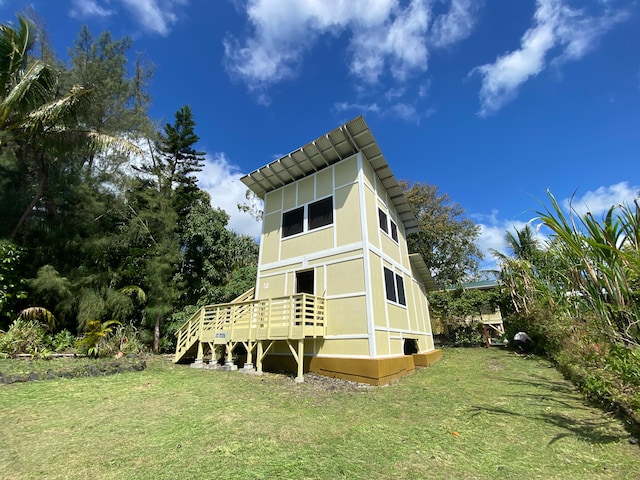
xmin=126 ymin=105 xmax=206 ymax=352
xmin=402 ymin=181 xmax=483 ymax=286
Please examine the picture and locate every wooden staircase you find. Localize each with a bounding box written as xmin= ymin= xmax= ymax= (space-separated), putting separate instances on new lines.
xmin=173 ymin=289 xmax=326 ymax=380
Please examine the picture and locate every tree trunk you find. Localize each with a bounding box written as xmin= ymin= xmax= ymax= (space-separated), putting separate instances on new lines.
xmin=153 ymin=316 xmax=160 ymax=354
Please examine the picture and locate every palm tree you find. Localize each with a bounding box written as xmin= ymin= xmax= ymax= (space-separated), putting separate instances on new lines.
xmin=0 ymin=16 xmax=137 ymax=239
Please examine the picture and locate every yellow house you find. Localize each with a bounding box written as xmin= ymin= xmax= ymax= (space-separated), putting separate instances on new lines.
xmin=174 ymin=116 xmax=442 ymax=385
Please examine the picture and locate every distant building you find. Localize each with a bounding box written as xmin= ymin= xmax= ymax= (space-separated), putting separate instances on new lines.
xmin=175 ymin=117 xmax=442 ymax=385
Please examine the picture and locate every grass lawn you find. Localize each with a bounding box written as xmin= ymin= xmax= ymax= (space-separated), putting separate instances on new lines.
xmin=1 ymin=347 xmax=639 ymax=479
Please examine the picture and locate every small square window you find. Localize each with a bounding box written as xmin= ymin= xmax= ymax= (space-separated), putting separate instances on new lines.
xmin=282 ymin=207 xmax=304 ymax=237
xmin=308 ymin=197 xmax=333 ymax=230
xmin=379 ymin=209 xmax=388 ymax=233
xmin=390 ymin=220 xmax=398 ymax=242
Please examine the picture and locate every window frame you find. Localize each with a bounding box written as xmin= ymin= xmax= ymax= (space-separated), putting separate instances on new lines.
xmin=308 ymin=196 xmax=333 ymax=231
xmin=378 ymin=208 xmax=388 ymax=234
xmin=281 ymin=196 xmax=334 ymax=238
xmin=282 ymin=206 xmax=304 ymax=238
xmin=390 ymin=220 xmax=398 ymax=242
xmin=383 ymin=266 xmax=407 ymax=307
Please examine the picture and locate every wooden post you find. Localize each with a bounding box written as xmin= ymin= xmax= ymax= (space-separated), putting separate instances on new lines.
xmin=295 ymin=338 xmax=304 ymax=383
xmin=256 ymin=341 xmax=263 ymax=373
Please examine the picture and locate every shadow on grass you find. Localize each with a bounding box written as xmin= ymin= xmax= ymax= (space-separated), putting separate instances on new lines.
xmin=469 ymin=403 xmax=626 ymax=445
xmin=469 ymin=370 xmax=635 ymax=446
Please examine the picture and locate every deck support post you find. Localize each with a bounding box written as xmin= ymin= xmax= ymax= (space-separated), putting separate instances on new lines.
xmin=295 ymin=338 xmax=304 ymax=383
xmin=256 ymin=341 xmax=264 ymax=373
xmin=243 ymin=341 xmax=254 ymax=370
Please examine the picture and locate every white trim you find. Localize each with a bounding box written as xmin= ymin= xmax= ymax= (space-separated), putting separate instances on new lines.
xmin=324 ymin=292 xmax=366 ymax=300
xmin=324 ymin=334 xmax=370 ymax=340
xmin=357 ymin=151 xmax=377 ymax=358
xmin=258 ymin=243 xmax=364 ymax=272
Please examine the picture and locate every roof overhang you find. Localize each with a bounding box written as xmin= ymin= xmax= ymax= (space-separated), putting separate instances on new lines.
xmin=240 ymin=116 xmax=420 ymax=234
xmin=409 ymin=253 xmax=439 ymax=292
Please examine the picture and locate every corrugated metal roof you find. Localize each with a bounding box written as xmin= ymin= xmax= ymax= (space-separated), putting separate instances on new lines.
xmin=240 ymin=116 xmax=420 ymax=234
xmin=409 ymin=254 xmax=439 ymax=292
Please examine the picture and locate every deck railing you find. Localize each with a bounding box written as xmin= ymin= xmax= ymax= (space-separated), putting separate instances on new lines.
xmin=174 ymin=294 xmax=326 ymax=362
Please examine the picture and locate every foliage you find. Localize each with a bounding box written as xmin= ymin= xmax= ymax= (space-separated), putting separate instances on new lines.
xmin=50 ymin=329 xmax=76 ymax=353
xmin=0 ymin=317 xmax=49 ymax=357
xmin=402 ymin=181 xmax=483 ymax=286
xmin=428 ymin=286 xmax=505 ymax=346
xmin=0 ymin=240 xmax=27 ymax=327
xmin=77 ymin=319 xmax=120 ymax=358
xmin=0 ymin=16 xmax=257 ymax=355
xmin=498 ymin=190 xmax=640 ymax=422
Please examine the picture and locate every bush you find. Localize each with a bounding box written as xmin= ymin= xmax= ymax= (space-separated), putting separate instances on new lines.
xmin=50 ymin=329 xmax=76 ymax=353
xmin=0 ymin=318 xmax=50 ymax=357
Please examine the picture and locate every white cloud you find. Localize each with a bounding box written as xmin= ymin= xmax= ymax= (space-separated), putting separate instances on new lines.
xmin=69 ymin=0 xmax=186 ymax=36
xmin=69 ymin=0 xmax=114 ymax=18
xmin=429 ymin=0 xmax=478 ymax=48
xmin=561 ymin=181 xmax=640 ymax=217
xmin=333 ymin=101 xmax=381 ymax=114
xmin=119 ymin=0 xmax=185 ymax=36
xmin=197 ymin=153 xmax=262 ymax=239
xmin=473 ymin=210 xmax=539 ymax=271
xmin=472 ymin=0 xmax=627 ymax=116
xmin=225 ymin=0 xmax=478 ymax=95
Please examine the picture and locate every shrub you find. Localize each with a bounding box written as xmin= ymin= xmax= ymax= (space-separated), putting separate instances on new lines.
xmin=0 ymin=317 xmax=50 ymax=357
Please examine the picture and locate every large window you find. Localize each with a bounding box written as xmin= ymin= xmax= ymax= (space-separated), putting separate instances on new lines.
xmin=282 ymin=196 xmax=333 ymax=238
xmin=308 ymin=197 xmax=333 ymax=230
xmin=282 ymin=207 xmax=304 ymax=237
xmin=383 ymin=267 xmax=407 ymax=306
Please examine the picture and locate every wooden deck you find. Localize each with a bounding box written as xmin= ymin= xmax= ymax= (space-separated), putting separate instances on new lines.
xmin=174 ymin=292 xmax=326 ymax=381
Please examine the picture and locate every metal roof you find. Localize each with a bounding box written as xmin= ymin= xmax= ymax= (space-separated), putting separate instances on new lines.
xmin=239 ymin=115 xmax=420 ymax=234
xmin=409 ymin=254 xmax=439 ymax=292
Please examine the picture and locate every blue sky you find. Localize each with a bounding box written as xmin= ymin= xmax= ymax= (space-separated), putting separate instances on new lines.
xmin=2 ymin=0 xmax=639 ymax=271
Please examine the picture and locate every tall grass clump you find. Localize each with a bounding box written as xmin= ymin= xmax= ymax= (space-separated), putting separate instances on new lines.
xmin=500 ymin=192 xmax=640 ymax=421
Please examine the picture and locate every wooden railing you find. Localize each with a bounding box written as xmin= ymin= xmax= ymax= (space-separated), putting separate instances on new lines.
xmin=174 ymin=294 xmax=326 ymax=363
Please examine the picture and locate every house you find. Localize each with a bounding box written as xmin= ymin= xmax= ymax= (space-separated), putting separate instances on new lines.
xmin=430 ymin=280 xmax=505 ymax=346
xmin=174 ymin=116 xmax=442 ymax=385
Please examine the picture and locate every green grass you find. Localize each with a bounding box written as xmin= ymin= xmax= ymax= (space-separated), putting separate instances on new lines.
xmin=1 ymin=348 xmax=639 ymax=479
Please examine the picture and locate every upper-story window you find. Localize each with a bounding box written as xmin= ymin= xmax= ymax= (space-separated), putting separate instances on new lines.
xmin=308 ymin=196 xmax=333 ymax=230
xmin=378 ymin=209 xmax=388 ymax=234
xmin=390 ymin=220 xmax=398 ymax=242
xmin=282 ymin=196 xmax=333 ymax=238
xmin=379 ymin=208 xmax=399 ymax=243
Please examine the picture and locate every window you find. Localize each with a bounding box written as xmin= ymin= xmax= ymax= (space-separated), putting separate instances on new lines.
xmin=282 ymin=207 xmax=304 ymax=237
xmin=383 ymin=267 xmax=396 ymax=302
xmin=383 ymin=267 xmax=407 ymax=306
xmin=390 ymin=220 xmax=398 ymax=242
xmin=282 ymin=197 xmax=334 ymax=238
xmin=296 ymin=270 xmax=314 ymax=294
xmin=308 ymin=197 xmax=333 ymax=230
xmin=378 ymin=209 xmax=388 ymax=233
xmin=396 ymin=274 xmax=406 ymax=305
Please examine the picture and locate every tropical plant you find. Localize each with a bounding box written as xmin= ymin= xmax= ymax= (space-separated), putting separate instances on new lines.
xmin=0 ymin=240 xmax=27 ymax=327
xmin=537 ymin=192 xmax=640 ymax=347
xmin=77 ymin=319 xmax=120 ymax=357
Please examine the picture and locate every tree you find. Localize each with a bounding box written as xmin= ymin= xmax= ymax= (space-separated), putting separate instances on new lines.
xmin=402 ymin=181 xmax=483 ymax=286
xmin=0 ymin=17 xmax=139 ymax=241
